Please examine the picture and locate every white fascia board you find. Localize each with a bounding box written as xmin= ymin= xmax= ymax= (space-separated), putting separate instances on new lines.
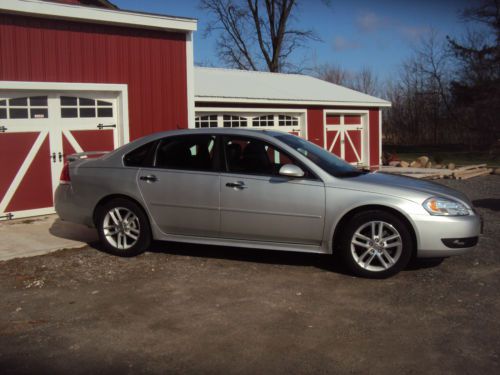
xmin=0 ymin=81 xmax=128 ymax=92
xmin=0 ymin=0 xmax=197 ymax=32
xmin=195 ymin=96 xmax=392 ymax=108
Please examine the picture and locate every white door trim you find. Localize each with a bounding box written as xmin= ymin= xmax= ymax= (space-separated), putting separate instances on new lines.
xmin=186 ymin=32 xmax=195 ymax=129
xmin=323 ymin=109 xmax=369 ymax=166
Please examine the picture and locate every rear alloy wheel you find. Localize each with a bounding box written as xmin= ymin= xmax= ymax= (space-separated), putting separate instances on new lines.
xmin=97 ymin=198 xmax=151 ymax=257
xmin=339 ymin=210 xmax=413 ymax=278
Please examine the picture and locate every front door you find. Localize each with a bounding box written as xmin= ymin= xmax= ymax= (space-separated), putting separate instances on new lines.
xmin=219 ymin=135 xmax=325 ymax=245
xmin=137 ymin=134 xmax=220 ymax=237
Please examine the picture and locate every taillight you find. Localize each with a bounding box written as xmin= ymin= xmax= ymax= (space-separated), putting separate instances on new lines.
xmin=60 ymin=163 xmax=71 ymax=184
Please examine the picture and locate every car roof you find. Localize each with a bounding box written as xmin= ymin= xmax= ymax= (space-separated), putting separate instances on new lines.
xmin=140 ymin=128 xmax=286 ymax=141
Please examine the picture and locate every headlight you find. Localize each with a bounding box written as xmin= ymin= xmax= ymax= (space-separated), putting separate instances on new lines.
xmin=423 ymin=197 xmax=470 ymax=216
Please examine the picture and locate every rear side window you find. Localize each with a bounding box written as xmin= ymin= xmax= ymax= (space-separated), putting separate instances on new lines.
xmin=155 ymin=135 xmax=217 ymax=171
xmin=124 ymin=141 xmax=157 ymax=167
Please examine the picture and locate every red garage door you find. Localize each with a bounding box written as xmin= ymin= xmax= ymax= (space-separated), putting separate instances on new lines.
xmin=0 ymin=92 xmax=119 ymax=220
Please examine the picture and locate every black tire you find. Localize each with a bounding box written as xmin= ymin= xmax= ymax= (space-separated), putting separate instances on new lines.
xmin=337 ymin=210 xmax=414 ymax=279
xmin=96 ymin=198 xmax=151 ymax=257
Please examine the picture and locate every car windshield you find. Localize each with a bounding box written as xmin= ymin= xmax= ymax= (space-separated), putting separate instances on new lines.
xmin=274 ymin=134 xmax=366 ymax=177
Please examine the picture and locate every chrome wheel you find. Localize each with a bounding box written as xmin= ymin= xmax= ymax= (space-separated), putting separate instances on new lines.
xmin=350 ymin=221 xmax=403 ymax=272
xmin=102 ymin=207 xmax=140 ymax=250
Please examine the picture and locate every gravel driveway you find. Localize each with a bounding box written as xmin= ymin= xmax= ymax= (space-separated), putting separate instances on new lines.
xmin=1 ymin=176 xmax=499 ymax=374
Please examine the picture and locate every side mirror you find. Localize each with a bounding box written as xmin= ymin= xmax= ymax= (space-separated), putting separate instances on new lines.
xmin=279 ymin=164 xmax=305 ymax=178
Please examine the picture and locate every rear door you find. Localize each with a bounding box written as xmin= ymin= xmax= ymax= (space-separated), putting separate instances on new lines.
xmin=219 ymin=135 xmax=325 ymax=245
xmin=137 ymin=134 xmax=220 ymax=237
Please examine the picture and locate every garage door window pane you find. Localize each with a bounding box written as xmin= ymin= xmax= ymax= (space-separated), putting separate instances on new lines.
xmin=0 ymin=100 xmax=6 ymax=106
xmin=279 ymin=115 xmax=299 ymax=126
xmin=195 ymin=115 xmax=217 ymax=128
xmin=223 ymin=115 xmax=247 ymax=127
xmin=9 ymin=108 xmax=28 ymax=119
xmin=9 ymin=97 xmax=28 ymax=106
xmin=29 ymin=96 xmax=48 ymax=106
xmin=61 ymin=96 xmax=77 ymax=106
xmin=79 ymin=98 xmax=95 ymax=106
xmin=0 ymin=108 xmax=6 ymax=119
xmin=97 ymin=100 xmax=112 ymax=106
xmin=97 ymin=107 xmax=113 ymax=117
xmin=31 ymin=108 xmax=48 ymax=119
xmin=252 ymin=115 xmax=274 ymax=127
xmin=80 ymin=108 xmax=96 ymax=118
xmin=61 ymin=108 xmax=78 ymax=118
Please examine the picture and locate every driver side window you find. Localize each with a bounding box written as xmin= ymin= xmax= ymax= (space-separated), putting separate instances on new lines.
xmin=223 ymin=136 xmax=311 ymax=177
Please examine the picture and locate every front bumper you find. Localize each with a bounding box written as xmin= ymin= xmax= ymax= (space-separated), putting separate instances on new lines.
xmin=413 ymin=213 xmax=481 ymax=258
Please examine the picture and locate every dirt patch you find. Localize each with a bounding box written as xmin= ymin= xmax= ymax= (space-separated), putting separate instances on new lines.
xmin=0 ymin=176 xmax=499 ymax=374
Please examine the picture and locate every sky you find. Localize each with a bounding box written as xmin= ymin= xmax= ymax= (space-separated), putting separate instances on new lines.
xmin=113 ymin=0 xmax=473 ymax=80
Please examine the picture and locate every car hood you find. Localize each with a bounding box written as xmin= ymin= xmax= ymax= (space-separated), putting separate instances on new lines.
xmin=330 ymin=171 xmax=472 ymax=206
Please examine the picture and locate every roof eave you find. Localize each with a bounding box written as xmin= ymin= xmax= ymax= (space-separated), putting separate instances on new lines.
xmin=195 ymin=96 xmax=392 ymax=108
xmin=0 ymin=0 xmax=197 ymax=32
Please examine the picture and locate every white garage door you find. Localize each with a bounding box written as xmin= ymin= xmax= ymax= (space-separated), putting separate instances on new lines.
xmin=194 ymin=112 xmax=305 ymax=137
xmin=0 ymin=91 xmax=121 ymax=220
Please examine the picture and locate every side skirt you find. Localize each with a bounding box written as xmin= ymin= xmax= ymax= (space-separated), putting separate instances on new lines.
xmin=153 ymin=232 xmax=327 ymax=254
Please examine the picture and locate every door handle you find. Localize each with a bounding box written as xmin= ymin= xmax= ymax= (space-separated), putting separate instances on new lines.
xmin=140 ymin=174 xmax=158 ymax=183
xmin=225 ymin=181 xmax=246 ymax=189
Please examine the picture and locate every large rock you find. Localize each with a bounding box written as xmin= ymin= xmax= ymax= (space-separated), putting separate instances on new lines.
xmin=400 ymin=161 xmax=409 ymax=168
xmin=410 ymin=161 xmax=423 ymax=168
xmin=416 ymin=156 xmax=429 ymax=166
xmin=447 ymin=163 xmax=456 ymax=170
xmin=389 ymin=161 xmax=401 ymax=167
xmin=493 ymin=168 xmax=500 ymax=175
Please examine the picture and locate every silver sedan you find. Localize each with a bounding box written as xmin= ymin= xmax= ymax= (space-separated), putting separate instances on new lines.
xmin=55 ymin=129 xmax=481 ymax=278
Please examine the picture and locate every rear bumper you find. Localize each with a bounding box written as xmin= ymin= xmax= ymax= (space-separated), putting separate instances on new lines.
xmin=413 ymin=213 xmax=481 ymax=258
xmin=54 ymin=184 xmax=94 ymax=227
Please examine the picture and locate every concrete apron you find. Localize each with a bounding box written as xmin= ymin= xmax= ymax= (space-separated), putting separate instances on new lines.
xmin=0 ymin=215 xmax=98 ymax=262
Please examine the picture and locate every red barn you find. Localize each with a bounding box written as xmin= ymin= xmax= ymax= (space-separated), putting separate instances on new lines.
xmin=0 ymin=0 xmax=196 ymax=220
xmin=0 ymin=0 xmax=390 ymax=221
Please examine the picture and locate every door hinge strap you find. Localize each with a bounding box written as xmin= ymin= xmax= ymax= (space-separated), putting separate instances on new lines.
xmin=97 ymin=123 xmax=116 ymax=130
xmin=0 ymin=126 xmax=7 ymax=133
xmin=0 ymin=213 xmax=14 ymax=220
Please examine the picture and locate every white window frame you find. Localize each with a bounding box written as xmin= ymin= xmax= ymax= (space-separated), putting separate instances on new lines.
xmin=194 ymin=107 xmax=308 ymax=139
xmin=0 ymin=81 xmax=129 ymax=145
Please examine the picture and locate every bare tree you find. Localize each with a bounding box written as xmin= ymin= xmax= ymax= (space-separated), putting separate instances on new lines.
xmin=447 ymin=0 xmax=500 ymax=146
xmin=350 ymin=67 xmax=380 ymax=96
xmin=314 ymin=64 xmax=380 ymax=96
xmin=313 ymin=63 xmax=350 ymax=86
xmin=200 ymin=0 xmax=320 ymax=72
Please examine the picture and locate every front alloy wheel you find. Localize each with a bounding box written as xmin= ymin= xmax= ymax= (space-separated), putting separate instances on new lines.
xmin=351 ymin=221 xmax=403 ymax=272
xmin=338 ymin=210 xmax=413 ymax=278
